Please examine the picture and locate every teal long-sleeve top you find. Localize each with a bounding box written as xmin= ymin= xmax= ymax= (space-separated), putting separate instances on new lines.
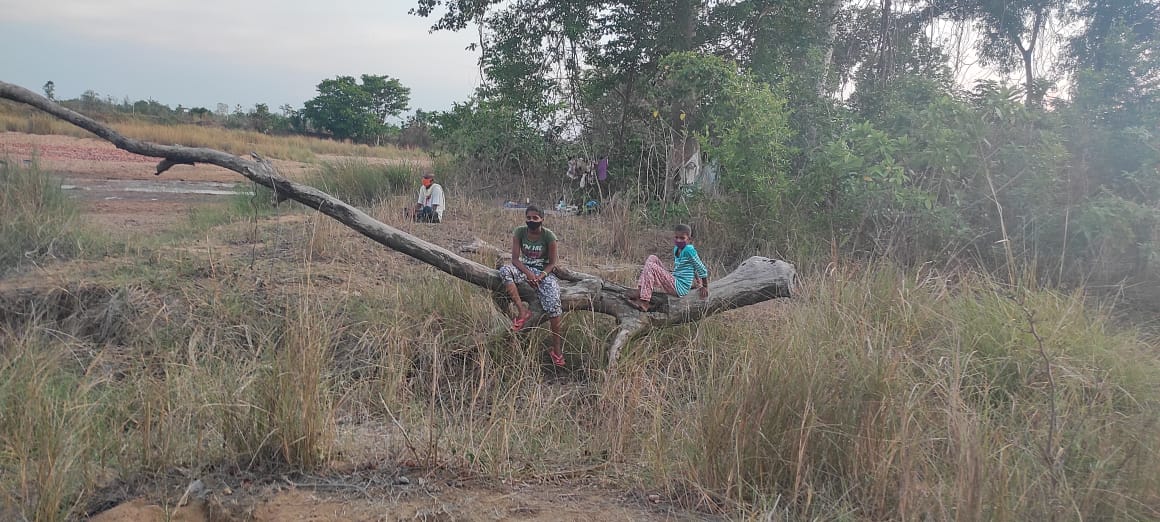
xmin=673 ymin=244 xmax=709 ymax=296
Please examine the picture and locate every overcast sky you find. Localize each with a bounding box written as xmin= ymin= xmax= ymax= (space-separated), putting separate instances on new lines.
xmin=0 ymin=0 xmax=482 ymax=112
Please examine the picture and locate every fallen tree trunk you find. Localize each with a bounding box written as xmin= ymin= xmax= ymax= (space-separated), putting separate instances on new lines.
xmin=0 ymin=80 xmax=795 ymax=368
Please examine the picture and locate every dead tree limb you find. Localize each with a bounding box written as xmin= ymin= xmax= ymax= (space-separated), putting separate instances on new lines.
xmin=0 ymin=80 xmax=795 ymax=368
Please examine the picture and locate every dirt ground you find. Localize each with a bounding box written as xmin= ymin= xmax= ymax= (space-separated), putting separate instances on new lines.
xmin=2 ymin=131 xmax=711 ymax=522
xmin=1 ymin=132 xmax=317 ymax=233
xmin=89 ymin=477 xmax=684 ymax=522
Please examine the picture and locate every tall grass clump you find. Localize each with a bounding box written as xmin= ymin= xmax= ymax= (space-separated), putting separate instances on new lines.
xmin=262 ymin=295 xmax=339 ymax=468
xmin=0 ymin=332 xmax=110 ymax=522
xmin=0 ymin=160 xmax=86 ymax=270
xmin=189 ymin=290 xmax=340 ymax=471
xmin=310 ymin=159 xmax=417 ymax=207
xmin=0 ymin=277 xmax=351 ymax=519
xmin=646 ymin=266 xmax=1160 ymax=520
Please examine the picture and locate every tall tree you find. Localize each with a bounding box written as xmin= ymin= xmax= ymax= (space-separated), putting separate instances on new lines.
xmin=302 ymin=75 xmax=410 ymax=143
xmin=1062 ymin=0 xmax=1160 ymax=204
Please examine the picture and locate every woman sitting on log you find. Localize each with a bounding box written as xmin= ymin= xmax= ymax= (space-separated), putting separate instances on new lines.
xmin=497 ymin=205 xmax=566 ymax=367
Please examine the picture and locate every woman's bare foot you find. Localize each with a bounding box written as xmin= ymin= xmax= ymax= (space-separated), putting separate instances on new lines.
xmin=625 ymin=288 xmax=641 ymax=299
xmin=628 ymin=299 xmax=652 ymax=312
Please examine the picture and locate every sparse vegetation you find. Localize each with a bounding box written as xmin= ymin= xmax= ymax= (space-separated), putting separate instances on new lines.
xmin=0 ymin=159 xmax=94 ymax=271
xmin=0 ymin=102 xmax=416 ymax=161
xmin=309 ymin=159 xmax=420 ymax=206
xmin=0 ymin=182 xmax=1157 ymax=519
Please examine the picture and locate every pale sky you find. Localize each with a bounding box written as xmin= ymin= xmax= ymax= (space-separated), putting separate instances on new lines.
xmin=0 ymin=0 xmax=482 ymax=112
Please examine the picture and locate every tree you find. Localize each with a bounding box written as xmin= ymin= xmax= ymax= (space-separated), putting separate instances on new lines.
xmin=1065 ymin=0 xmax=1159 ymax=122
xmin=0 ymin=80 xmax=795 ymax=369
xmin=411 ymin=0 xmax=842 ymax=181
xmin=42 ymin=81 xmax=54 ymax=101
xmin=302 ymin=75 xmax=411 ymax=144
xmin=248 ymin=103 xmax=275 ymax=134
xmin=925 ymin=0 xmax=1066 ymax=105
xmin=359 ymin=74 xmax=411 ymax=123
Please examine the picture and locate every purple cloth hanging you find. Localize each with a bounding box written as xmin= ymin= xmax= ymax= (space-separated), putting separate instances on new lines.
xmin=596 ymin=158 xmax=609 ymax=181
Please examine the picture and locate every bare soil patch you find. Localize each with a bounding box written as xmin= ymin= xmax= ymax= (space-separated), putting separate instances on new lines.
xmin=1 ymin=131 xmax=315 ymax=183
xmin=1 ymin=131 xmax=319 ymax=235
xmin=89 ymin=475 xmax=682 ymax=522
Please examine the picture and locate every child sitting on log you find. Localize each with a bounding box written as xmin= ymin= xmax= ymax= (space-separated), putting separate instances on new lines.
xmin=627 ymin=224 xmax=710 ymax=312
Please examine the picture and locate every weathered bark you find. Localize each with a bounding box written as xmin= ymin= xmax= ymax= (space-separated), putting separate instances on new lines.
xmin=0 ymin=80 xmax=795 ymax=368
xmin=817 ymin=0 xmax=841 ymax=97
xmin=877 ymin=0 xmax=893 ymax=89
xmin=1017 ymin=8 xmax=1046 ymax=107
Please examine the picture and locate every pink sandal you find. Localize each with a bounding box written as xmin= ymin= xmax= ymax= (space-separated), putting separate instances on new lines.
xmin=549 ymin=351 xmax=565 ymax=367
xmin=511 ymin=309 xmax=532 ymax=331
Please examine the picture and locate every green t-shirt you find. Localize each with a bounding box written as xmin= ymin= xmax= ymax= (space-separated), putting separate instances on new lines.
xmin=514 ymin=225 xmax=557 ymax=270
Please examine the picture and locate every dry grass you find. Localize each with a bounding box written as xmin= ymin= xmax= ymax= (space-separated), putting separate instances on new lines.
xmin=0 ymin=180 xmax=1158 ymax=520
xmin=0 ymin=103 xmax=419 ymax=162
xmin=0 ymin=332 xmax=102 ymax=521
xmin=0 ymin=160 xmax=105 ymax=271
xmin=638 ymin=266 xmax=1160 ymax=519
xmin=310 ymin=159 xmax=421 ymax=206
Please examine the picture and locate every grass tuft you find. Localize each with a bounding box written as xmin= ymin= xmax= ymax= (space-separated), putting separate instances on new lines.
xmin=0 ymin=159 xmax=95 ymax=271
xmin=310 ymin=159 xmax=418 ymax=207
xmin=642 ymin=266 xmax=1160 ymax=519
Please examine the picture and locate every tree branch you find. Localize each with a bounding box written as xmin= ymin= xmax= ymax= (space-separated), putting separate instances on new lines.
xmin=0 ymin=80 xmax=501 ymax=291
xmin=0 ymin=80 xmax=796 ymax=368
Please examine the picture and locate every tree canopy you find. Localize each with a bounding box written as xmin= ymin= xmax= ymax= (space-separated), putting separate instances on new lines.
xmin=408 ymin=0 xmax=1160 ymax=285
xmin=302 ymin=74 xmax=411 ymax=143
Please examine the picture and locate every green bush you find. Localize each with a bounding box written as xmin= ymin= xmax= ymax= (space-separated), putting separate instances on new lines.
xmin=426 ymin=98 xmax=558 ymax=195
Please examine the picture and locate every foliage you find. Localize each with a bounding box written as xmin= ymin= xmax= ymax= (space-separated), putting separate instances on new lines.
xmin=799 ymin=82 xmax=1074 ymax=269
xmin=410 ymin=0 xmax=1159 ymax=284
xmin=302 ymin=74 xmax=411 ymax=144
xmin=426 ymin=97 xmax=557 ymax=188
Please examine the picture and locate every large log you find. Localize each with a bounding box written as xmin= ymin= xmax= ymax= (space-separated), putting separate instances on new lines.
xmin=0 ymin=80 xmax=795 ymax=368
